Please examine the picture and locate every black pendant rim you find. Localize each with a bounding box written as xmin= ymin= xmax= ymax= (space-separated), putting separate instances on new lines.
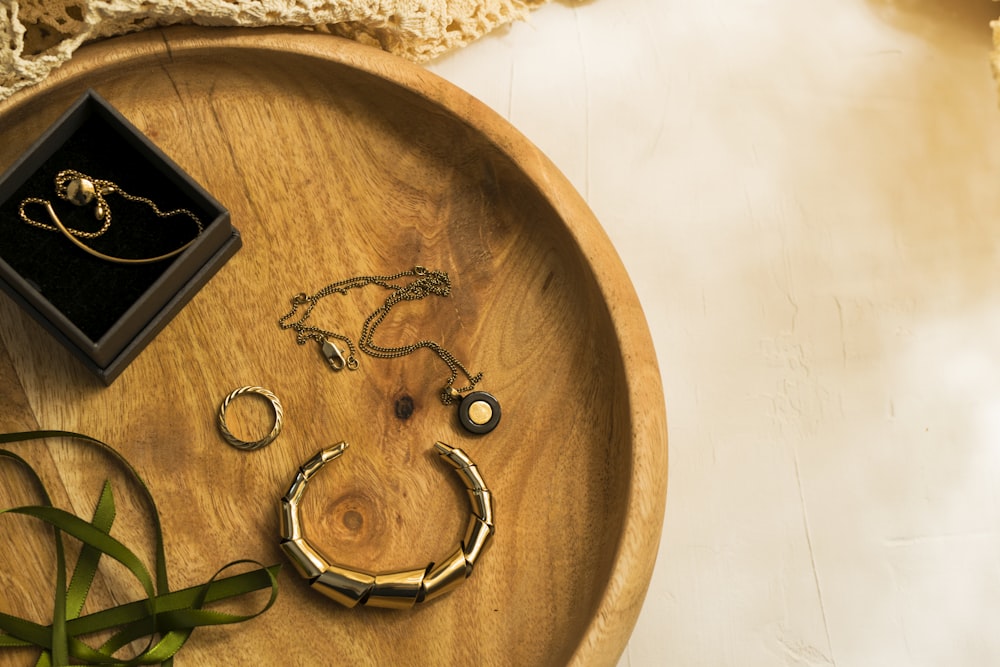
xmin=458 ymin=391 xmax=501 ymax=434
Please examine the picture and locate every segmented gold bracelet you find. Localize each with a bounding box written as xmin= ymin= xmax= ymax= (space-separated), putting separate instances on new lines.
xmin=278 ymin=441 xmax=495 ymax=608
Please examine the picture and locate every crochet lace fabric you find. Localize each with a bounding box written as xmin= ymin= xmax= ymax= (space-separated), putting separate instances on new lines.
xmin=0 ymin=0 xmax=553 ymax=101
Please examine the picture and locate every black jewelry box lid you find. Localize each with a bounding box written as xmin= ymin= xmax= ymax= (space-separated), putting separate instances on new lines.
xmin=0 ymin=89 xmax=240 ymax=384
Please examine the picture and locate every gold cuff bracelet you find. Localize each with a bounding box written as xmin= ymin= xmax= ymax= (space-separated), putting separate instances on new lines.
xmin=278 ymin=441 xmax=495 ymax=608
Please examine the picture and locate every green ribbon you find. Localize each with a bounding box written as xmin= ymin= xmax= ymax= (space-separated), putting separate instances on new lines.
xmin=0 ymin=430 xmax=280 ymax=666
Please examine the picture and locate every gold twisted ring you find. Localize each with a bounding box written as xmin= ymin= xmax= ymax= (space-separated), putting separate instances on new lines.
xmin=279 ymin=441 xmax=495 ymax=608
xmin=217 ymin=386 xmax=284 ymax=451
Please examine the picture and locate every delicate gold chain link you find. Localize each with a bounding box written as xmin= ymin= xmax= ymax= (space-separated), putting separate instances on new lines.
xmin=18 ymin=169 xmax=204 ymax=239
xmin=278 ymin=266 xmax=483 ymax=405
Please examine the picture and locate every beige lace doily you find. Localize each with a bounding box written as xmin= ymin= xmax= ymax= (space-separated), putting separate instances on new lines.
xmin=0 ymin=0 xmax=556 ymax=102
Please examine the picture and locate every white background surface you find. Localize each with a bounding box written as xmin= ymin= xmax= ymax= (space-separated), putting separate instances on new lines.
xmin=429 ymin=1 xmax=1000 ymax=665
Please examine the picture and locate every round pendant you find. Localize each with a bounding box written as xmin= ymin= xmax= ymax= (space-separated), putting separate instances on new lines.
xmin=65 ymin=178 xmax=96 ymax=206
xmin=458 ymin=391 xmax=501 ymax=434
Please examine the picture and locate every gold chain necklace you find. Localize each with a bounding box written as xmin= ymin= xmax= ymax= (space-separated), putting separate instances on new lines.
xmin=278 ymin=266 xmax=501 ymax=434
xmin=18 ymin=169 xmax=204 ymax=264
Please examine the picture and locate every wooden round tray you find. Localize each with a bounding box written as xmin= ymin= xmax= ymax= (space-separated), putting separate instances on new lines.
xmin=0 ymin=27 xmax=667 ymax=666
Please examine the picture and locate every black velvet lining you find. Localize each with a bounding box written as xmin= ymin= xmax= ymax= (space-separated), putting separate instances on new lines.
xmin=0 ymin=113 xmax=211 ymax=342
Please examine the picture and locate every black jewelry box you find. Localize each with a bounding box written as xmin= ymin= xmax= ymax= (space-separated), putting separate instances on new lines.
xmin=0 ymin=89 xmax=241 ymax=384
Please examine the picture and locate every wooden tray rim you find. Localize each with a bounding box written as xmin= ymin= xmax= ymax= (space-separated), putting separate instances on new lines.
xmin=0 ymin=26 xmax=669 ymax=666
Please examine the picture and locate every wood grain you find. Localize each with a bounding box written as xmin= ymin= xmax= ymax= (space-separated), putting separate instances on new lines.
xmin=0 ymin=27 xmax=667 ymax=666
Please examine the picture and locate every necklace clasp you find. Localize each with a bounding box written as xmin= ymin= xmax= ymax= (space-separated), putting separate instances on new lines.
xmin=321 ymin=338 xmax=347 ymax=371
